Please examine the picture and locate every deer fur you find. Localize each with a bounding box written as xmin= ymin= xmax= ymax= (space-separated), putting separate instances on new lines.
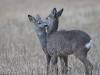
xmin=28 ymin=14 xmax=68 ymax=75
xmin=45 ymin=8 xmax=93 ymax=75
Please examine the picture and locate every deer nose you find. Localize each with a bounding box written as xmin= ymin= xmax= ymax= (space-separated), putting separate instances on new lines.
xmin=44 ymin=25 xmax=48 ymax=29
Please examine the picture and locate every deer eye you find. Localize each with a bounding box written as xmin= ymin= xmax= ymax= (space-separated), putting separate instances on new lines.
xmin=38 ymin=23 xmax=41 ymax=24
xmin=46 ymin=17 xmax=48 ymax=20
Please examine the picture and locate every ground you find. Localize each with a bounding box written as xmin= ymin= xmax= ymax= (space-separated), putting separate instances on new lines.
xmin=0 ymin=0 xmax=100 ymax=75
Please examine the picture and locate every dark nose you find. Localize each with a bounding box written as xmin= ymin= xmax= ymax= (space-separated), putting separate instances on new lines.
xmin=28 ymin=15 xmax=31 ymax=17
xmin=44 ymin=25 xmax=48 ymax=28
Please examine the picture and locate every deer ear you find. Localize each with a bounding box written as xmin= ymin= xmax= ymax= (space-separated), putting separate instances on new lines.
xmin=56 ymin=8 xmax=63 ymax=17
xmin=51 ymin=8 xmax=57 ymax=17
xmin=28 ymin=15 xmax=36 ymax=23
xmin=36 ymin=14 xmax=41 ymax=20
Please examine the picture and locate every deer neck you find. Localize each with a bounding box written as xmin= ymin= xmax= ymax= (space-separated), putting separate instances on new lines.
xmin=47 ymin=18 xmax=59 ymax=36
xmin=36 ymin=30 xmax=47 ymax=51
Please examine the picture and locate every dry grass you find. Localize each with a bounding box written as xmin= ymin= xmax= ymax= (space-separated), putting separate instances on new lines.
xmin=0 ymin=0 xmax=100 ymax=75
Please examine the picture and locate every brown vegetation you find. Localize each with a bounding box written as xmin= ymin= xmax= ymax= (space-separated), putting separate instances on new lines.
xmin=0 ymin=0 xmax=100 ymax=75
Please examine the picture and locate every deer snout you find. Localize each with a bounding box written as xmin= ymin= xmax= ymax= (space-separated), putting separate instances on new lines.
xmin=44 ymin=25 xmax=48 ymax=29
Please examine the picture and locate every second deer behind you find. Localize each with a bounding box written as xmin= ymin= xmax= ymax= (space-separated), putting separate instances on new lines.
xmin=45 ymin=8 xmax=93 ymax=75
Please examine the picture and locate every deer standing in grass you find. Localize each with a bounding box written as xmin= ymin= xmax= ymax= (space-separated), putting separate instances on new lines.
xmin=28 ymin=14 xmax=68 ymax=75
xmin=45 ymin=8 xmax=93 ymax=75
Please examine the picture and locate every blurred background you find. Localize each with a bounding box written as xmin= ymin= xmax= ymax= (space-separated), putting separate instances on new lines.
xmin=0 ymin=0 xmax=100 ymax=75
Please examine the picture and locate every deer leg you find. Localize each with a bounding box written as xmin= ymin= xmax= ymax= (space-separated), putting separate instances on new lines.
xmin=59 ymin=56 xmax=64 ymax=74
xmin=59 ymin=56 xmax=65 ymax=74
xmin=51 ymin=55 xmax=58 ymax=75
xmin=59 ymin=56 xmax=68 ymax=75
xmin=83 ymin=58 xmax=93 ymax=75
xmin=79 ymin=58 xmax=93 ymax=75
xmin=74 ymin=49 xmax=93 ymax=75
xmin=63 ymin=56 xmax=68 ymax=75
xmin=46 ymin=54 xmax=51 ymax=75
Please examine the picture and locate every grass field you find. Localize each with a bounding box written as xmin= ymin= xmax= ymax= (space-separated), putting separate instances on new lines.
xmin=0 ymin=0 xmax=100 ymax=75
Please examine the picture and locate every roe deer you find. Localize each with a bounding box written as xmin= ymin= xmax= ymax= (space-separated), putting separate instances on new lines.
xmin=45 ymin=8 xmax=93 ymax=75
xmin=28 ymin=14 xmax=68 ymax=75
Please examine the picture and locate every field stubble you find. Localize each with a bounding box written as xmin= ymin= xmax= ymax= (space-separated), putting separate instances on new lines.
xmin=0 ymin=0 xmax=100 ymax=75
